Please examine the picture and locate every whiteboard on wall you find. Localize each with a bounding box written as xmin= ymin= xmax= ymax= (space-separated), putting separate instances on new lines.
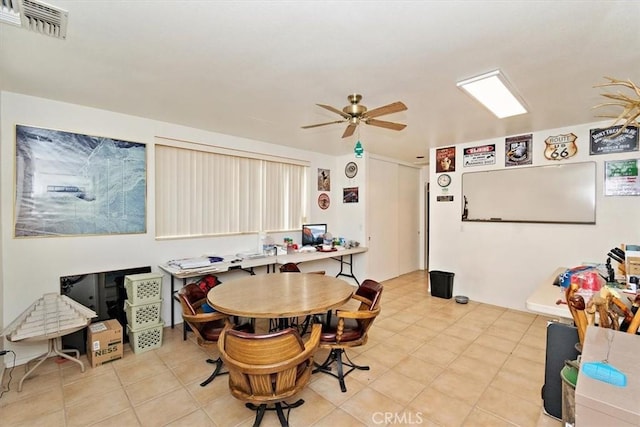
xmin=461 ymin=161 xmax=596 ymax=224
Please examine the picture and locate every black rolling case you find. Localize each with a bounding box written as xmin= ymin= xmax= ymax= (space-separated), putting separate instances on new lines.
xmin=541 ymin=322 xmax=580 ymax=420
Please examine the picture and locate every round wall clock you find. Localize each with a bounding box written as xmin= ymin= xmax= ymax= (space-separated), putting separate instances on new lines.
xmin=345 ymin=162 xmax=358 ymax=178
xmin=437 ymin=173 xmax=451 ymax=188
xmin=318 ymin=193 xmax=330 ymax=210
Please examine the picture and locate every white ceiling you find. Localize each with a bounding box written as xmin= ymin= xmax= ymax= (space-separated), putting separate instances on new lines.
xmin=1 ymin=1 xmax=638 ymax=164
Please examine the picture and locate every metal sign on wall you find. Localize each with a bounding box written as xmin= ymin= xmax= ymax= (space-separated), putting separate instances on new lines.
xmin=544 ymin=133 xmax=578 ymax=160
xmin=463 ymin=144 xmax=496 ymax=167
xmin=590 ymin=125 xmax=639 ymax=155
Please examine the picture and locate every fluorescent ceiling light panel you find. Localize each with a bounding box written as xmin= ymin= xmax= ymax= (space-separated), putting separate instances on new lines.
xmin=457 ymin=70 xmax=527 ymax=118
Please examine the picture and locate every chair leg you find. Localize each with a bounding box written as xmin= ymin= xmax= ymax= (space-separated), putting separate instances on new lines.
xmin=200 ymin=357 xmax=227 ymax=387
xmin=313 ymin=348 xmax=369 ymax=392
xmin=269 ymin=318 xmax=289 ymax=332
xmin=269 ymin=317 xmax=297 ymax=332
xmin=275 ymin=402 xmax=288 ymax=426
xmin=297 ymin=315 xmax=312 ymax=336
xmin=246 ymin=400 xmax=304 ymax=427
xmin=247 ymin=403 xmax=267 ymax=427
xmin=183 ymin=321 xmax=193 ymax=341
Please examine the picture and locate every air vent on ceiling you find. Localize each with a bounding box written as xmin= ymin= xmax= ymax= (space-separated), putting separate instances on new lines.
xmin=0 ymin=0 xmax=22 ymax=26
xmin=0 ymin=0 xmax=68 ymax=39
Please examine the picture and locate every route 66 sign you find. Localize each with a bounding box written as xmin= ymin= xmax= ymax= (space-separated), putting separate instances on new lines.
xmin=544 ymin=133 xmax=578 ymax=160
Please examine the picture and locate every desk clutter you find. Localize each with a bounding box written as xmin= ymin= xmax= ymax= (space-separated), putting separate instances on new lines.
xmin=559 ymin=265 xmax=639 ymax=349
xmin=551 ymin=244 xmax=640 ymax=424
xmin=166 ymin=253 xmax=271 ymax=275
xmin=123 ymin=273 xmax=164 ymax=354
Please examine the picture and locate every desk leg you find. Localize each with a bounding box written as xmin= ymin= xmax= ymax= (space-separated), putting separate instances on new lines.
xmin=333 ymin=254 xmax=360 ymax=285
xmin=170 ymin=275 xmax=175 ymax=328
xmin=180 ymin=278 xmax=187 ymax=340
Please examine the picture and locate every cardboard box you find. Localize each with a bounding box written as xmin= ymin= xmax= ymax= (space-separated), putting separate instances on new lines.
xmin=86 ymin=319 xmax=123 ymax=368
xmin=625 ymin=245 xmax=640 ymax=292
xmin=627 ymin=258 xmax=640 ymax=276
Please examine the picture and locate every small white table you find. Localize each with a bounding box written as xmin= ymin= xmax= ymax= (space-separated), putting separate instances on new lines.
xmin=2 ymin=294 xmax=97 ymax=391
xmin=525 ymin=267 xmax=572 ymax=320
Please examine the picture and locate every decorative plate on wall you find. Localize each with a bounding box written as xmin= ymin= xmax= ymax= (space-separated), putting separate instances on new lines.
xmin=345 ymin=162 xmax=358 ymax=178
xmin=318 ymin=193 xmax=330 ymax=210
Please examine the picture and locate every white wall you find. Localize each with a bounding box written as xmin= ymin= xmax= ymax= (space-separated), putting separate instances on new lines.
xmin=429 ymin=121 xmax=640 ymax=311
xmin=0 ymin=91 xmax=365 ymax=364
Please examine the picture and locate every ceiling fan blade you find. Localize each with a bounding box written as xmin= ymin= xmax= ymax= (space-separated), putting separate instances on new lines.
xmin=342 ymin=123 xmax=357 ymax=138
xmin=366 ymin=118 xmax=406 ymax=131
xmin=317 ymin=104 xmax=351 ymax=119
xmin=301 ymin=120 xmax=345 ymax=129
xmin=364 ymin=101 xmax=407 ymax=118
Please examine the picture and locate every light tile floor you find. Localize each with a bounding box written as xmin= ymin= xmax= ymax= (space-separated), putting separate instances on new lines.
xmin=1 ymin=271 xmax=564 ymax=426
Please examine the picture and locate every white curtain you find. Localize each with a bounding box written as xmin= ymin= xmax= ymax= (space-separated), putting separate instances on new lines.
xmin=155 ymin=143 xmax=308 ymax=239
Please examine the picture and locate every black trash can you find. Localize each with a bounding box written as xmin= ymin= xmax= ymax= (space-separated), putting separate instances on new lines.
xmin=429 ymin=270 xmax=454 ymax=299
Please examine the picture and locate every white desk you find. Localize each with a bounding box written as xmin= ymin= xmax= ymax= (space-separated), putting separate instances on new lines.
xmin=525 ymin=267 xmax=572 ymax=320
xmin=159 ymin=246 xmax=368 ymax=328
xmin=158 ymin=255 xmax=277 ymax=328
xmin=277 ymin=246 xmax=368 ymax=285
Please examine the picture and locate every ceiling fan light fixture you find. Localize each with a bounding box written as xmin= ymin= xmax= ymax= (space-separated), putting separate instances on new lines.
xmin=301 ymin=94 xmax=407 ymax=137
xmin=457 ymin=70 xmax=527 ymax=119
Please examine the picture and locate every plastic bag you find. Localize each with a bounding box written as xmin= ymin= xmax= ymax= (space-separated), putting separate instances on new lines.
xmin=559 ymin=266 xmax=605 ymax=303
xmin=558 ymin=266 xmax=593 ymax=288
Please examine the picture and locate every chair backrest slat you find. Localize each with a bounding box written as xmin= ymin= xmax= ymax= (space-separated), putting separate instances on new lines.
xmin=221 ymin=326 xmax=319 ymax=400
xmin=356 ymin=279 xmax=383 ymax=310
xmin=225 ymin=328 xmax=304 ymax=365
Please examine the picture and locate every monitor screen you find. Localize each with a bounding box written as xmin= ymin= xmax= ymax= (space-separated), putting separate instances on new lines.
xmin=301 ymin=224 xmax=327 ymax=246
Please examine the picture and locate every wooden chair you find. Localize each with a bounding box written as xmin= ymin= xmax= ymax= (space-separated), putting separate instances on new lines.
xmin=218 ymin=323 xmax=321 ymax=427
xmin=279 ymin=262 xmax=325 ymax=276
xmin=313 ymin=279 xmax=382 ymax=392
xmin=177 ymin=283 xmax=252 ymax=387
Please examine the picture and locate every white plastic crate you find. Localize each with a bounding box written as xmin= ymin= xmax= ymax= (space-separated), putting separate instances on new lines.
xmin=124 ymin=299 xmax=162 ymax=330
xmin=124 ymin=273 xmax=163 ymax=305
xmin=127 ymin=322 xmax=164 ymax=354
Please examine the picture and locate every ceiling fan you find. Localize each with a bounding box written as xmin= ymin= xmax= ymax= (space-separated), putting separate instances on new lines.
xmin=301 ymin=94 xmax=407 ymax=138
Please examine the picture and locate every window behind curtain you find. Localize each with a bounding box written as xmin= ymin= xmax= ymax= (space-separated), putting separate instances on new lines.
xmin=155 ymin=141 xmax=309 ymax=239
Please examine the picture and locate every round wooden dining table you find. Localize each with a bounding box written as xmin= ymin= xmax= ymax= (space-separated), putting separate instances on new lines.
xmin=207 ymin=273 xmax=355 ymax=319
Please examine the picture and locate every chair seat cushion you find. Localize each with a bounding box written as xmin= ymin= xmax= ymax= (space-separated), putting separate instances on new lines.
xmin=201 ymin=321 xmax=253 ymax=341
xmin=320 ymin=317 xmax=363 ymax=342
xmin=201 ymin=321 xmax=226 ymax=341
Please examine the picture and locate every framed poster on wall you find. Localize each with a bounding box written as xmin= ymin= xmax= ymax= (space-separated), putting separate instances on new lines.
xmin=15 ymin=125 xmax=147 ymax=237
xmin=435 ymin=146 xmax=456 ymax=173
xmin=604 ymin=159 xmax=640 ymax=196
xmin=505 ymin=134 xmax=532 ymax=167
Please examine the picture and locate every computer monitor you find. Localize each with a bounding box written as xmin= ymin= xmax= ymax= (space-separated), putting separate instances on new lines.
xmin=301 ymin=223 xmax=327 ymax=247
